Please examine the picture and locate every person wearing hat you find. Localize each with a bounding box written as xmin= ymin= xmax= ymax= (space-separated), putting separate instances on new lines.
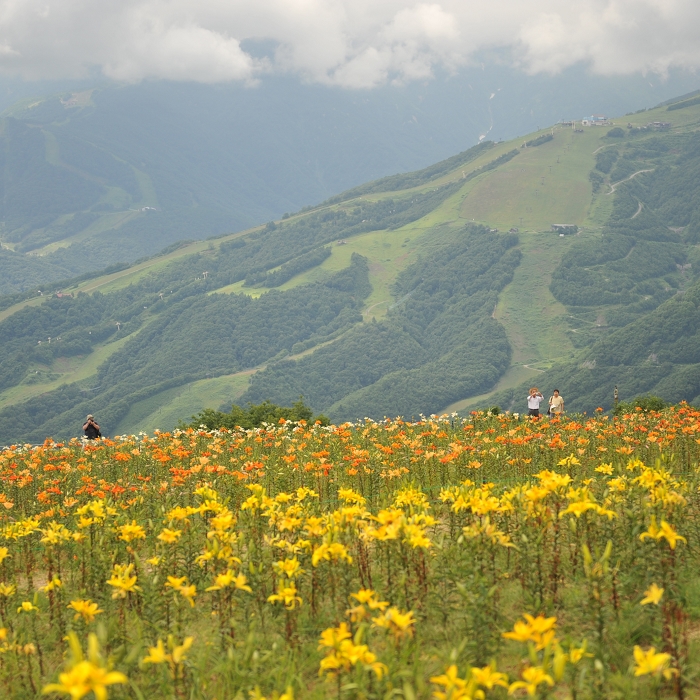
xmin=83 ymin=415 xmax=101 ymax=440
xmin=526 ymin=387 xmax=544 ymax=419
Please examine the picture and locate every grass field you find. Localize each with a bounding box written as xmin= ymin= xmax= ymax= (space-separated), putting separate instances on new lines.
xmin=0 ymin=333 xmax=139 ymax=412
xmin=460 ymin=129 xmax=597 ymax=230
xmin=438 ymin=232 xmax=579 ymax=413
xmin=116 ymin=370 xmax=253 ymax=435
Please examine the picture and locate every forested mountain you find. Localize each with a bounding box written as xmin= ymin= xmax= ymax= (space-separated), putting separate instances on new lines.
xmin=1 ymin=68 xmax=699 ymax=295
xmin=241 ymin=228 xmax=519 ymax=420
xmin=3 ymin=90 xmax=700 ymax=440
xmin=494 ymin=127 xmax=700 ymax=412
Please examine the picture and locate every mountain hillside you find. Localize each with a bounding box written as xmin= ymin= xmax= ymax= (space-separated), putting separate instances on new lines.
xmin=2 ymin=91 xmax=700 ymax=441
xmin=2 ymin=71 xmax=700 ymax=295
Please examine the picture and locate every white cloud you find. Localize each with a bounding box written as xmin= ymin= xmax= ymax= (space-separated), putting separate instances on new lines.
xmin=0 ymin=0 xmax=697 ymax=87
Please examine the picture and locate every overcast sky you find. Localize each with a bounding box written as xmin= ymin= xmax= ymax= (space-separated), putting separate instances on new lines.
xmin=0 ymin=0 xmax=698 ymax=88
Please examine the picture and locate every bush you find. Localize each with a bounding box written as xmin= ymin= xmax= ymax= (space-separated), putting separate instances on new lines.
xmin=595 ymin=149 xmax=619 ymax=174
xmin=607 ymin=127 xmax=625 ymax=138
xmin=614 ymin=394 xmax=667 ymax=415
xmin=181 ymin=399 xmax=321 ymax=430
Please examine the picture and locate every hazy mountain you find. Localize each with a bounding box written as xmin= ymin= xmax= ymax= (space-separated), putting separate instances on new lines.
xmin=0 ymin=66 xmax=698 ymax=294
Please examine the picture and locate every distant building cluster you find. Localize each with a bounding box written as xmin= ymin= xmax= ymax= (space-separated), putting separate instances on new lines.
xmin=581 ymin=115 xmax=611 ymax=126
xmin=627 ymin=121 xmax=671 ymax=132
xmin=560 ymin=115 xmax=672 ymax=132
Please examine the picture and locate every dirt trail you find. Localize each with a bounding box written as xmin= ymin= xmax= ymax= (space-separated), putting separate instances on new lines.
xmin=607 ymin=169 xmax=654 ymax=194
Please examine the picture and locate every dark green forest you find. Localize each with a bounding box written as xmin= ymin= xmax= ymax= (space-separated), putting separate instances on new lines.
xmin=241 ymin=227 xmax=520 ymax=420
xmin=0 ymin=255 xmax=371 ymax=444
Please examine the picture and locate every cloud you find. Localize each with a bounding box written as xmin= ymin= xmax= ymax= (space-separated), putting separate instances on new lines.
xmin=0 ymin=0 xmax=697 ymax=87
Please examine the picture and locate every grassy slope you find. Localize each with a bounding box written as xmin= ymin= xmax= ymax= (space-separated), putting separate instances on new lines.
xmin=4 ymin=99 xmax=700 ymax=430
xmin=0 ymin=333 xmax=135 ymax=407
xmin=452 ymin=101 xmax=700 ymax=413
xmin=116 ymin=371 xmax=253 ymax=435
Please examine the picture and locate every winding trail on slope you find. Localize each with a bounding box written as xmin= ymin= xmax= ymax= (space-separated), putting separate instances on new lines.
xmin=607 ymin=169 xmax=654 ymax=194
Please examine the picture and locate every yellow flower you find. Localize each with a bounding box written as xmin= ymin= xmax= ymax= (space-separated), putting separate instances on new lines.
xmin=404 ymin=523 xmax=432 ymax=549
xmin=430 ymin=665 xmax=469 ymax=700
xmin=640 ymin=517 xmax=687 ymax=549
xmin=171 ymin=636 xmax=194 ymax=665
xmin=165 ymin=576 xmax=196 ymax=606
xmin=351 ymin=589 xmax=383 ymax=607
xmin=272 ymin=557 xmax=304 ymax=579
xmin=142 ymin=636 xmax=194 ymax=669
xmin=166 ymin=506 xmax=193 ymax=522
xmin=641 ymin=583 xmax=664 ymax=606
xmin=267 ymin=582 xmax=302 ymax=610
xmin=209 ymin=512 xmax=235 ymax=532
xmin=142 ymin=639 xmax=168 ymax=665
xmin=42 ymin=631 xmax=126 ymax=700
xmin=40 ymin=576 xmax=63 ymax=593
xmin=658 ymin=521 xmax=686 ymax=549
xmin=77 ymin=516 xmax=95 ymax=530
xmin=17 ymin=601 xmax=38 ymax=613
xmin=205 ymin=570 xmax=252 ymax=593
xmin=317 ymin=623 xmax=386 ymax=680
xmin=117 ymin=521 xmax=146 ymax=543
xmin=165 ymin=576 xmax=187 ymax=591
xmin=312 ymin=542 xmax=353 ymax=567
xmin=347 ymin=589 xmax=389 ymax=622
xmin=68 ymin=599 xmax=104 ymax=623
xmin=206 ymin=570 xmax=235 ymax=591
xmin=0 ymin=583 xmax=16 ymax=597
xmin=157 ymin=528 xmax=182 ymax=544
xmin=568 ymin=643 xmax=592 ymax=664
xmin=232 ymin=573 xmax=253 ymax=593
xmin=508 ymin=666 xmax=554 ymax=696
xmin=560 ymin=500 xmax=598 ymax=518
xmin=318 ymin=622 xmax=352 ymax=649
xmin=0 ymin=547 xmax=9 ymax=564
xmin=372 ymin=607 xmax=415 ymax=640
xmin=146 ymin=556 xmax=161 ymax=566
xmin=633 ymin=645 xmax=676 ymax=680
xmin=106 ymin=563 xmax=140 ymax=599
xmin=503 ymin=614 xmax=557 ymax=650
xmin=471 ymin=664 xmax=508 ymax=690
xmin=179 ymin=585 xmax=197 ymax=608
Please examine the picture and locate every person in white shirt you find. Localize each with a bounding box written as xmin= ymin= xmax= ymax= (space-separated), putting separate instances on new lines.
xmin=527 ymin=388 xmax=544 ymax=418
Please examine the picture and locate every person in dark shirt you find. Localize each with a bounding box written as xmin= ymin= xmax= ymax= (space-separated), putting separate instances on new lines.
xmin=83 ymin=415 xmax=101 ymax=439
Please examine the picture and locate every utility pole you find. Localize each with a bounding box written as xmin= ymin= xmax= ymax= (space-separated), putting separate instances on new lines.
xmin=614 ymin=385 xmax=619 ymax=412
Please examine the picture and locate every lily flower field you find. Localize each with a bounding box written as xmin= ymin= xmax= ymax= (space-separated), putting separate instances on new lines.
xmin=1 ymin=407 xmax=700 ymax=699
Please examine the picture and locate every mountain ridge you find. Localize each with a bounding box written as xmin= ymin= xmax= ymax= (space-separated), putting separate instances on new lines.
xmin=1 ymin=91 xmax=700 ymax=440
